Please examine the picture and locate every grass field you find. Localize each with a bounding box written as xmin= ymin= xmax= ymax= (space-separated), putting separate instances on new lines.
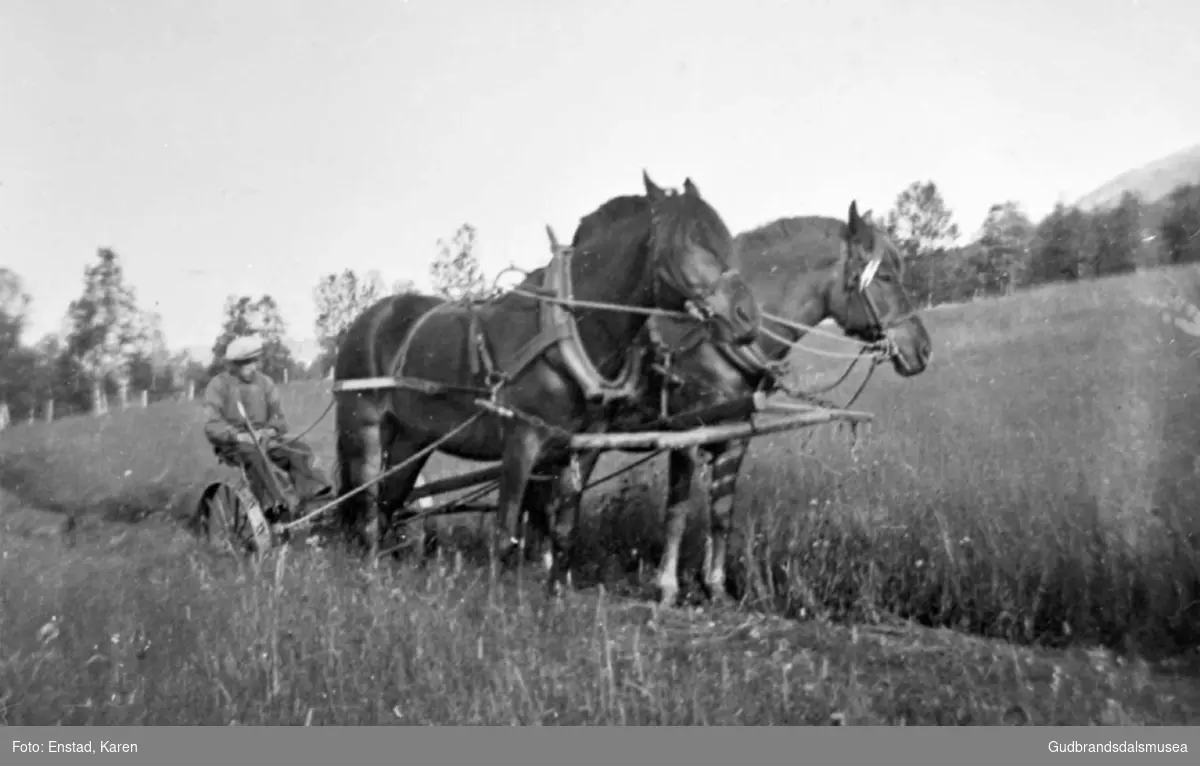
xmin=2 ymin=265 xmax=1199 ymax=724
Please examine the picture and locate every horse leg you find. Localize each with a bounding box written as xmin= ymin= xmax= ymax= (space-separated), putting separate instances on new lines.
xmin=335 ymin=408 xmax=386 ymax=554
xmin=379 ymin=432 xmax=435 ymax=559
xmin=701 ymin=438 xmax=749 ymax=605
xmin=522 ymin=508 xmax=549 ymax=569
xmin=518 ymin=464 xmax=557 ymax=570
xmin=657 ymin=446 xmax=699 ymax=608
xmin=545 ymin=449 xmax=601 ymax=595
xmin=493 ymin=423 xmax=548 ymax=569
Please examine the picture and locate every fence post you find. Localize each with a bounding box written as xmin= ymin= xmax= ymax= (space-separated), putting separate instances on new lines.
xmin=186 ymin=380 xmax=195 ymax=401
xmin=0 ymin=402 xmax=9 ymax=431
xmin=92 ymin=380 xmax=105 ymax=416
xmin=283 ymin=368 xmax=289 ymax=385
xmin=118 ymin=380 xmax=128 ymax=410
xmin=44 ymin=399 xmax=54 ymax=423
xmin=141 ymin=390 xmax=149 ymax=408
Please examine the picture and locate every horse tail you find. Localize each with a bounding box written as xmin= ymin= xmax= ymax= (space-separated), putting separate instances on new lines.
xmin=329 ymin=291 xmax=444 ymax=541
xmin=332 ymin=400 xmax=358 ymax=533
xmin=331 ymin=294 xmax=393 ymax=536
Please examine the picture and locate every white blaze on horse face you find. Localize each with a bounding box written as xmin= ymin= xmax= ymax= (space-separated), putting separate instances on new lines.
xmin=859 ymin=256 xmax=882 ymax=292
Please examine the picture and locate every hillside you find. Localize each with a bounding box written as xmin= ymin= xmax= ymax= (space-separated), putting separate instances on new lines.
xmin=1076 ymin=142 xmax=1200 ymax=211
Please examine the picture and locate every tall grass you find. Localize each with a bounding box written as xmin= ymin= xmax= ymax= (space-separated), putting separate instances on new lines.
xmin=2 ymin=520 xmax=1196 ymax=725
xmin=2 ymin=264 xmax=1199 ymax=671
xmin=716 ymin=267 xmax=1200 ymax=655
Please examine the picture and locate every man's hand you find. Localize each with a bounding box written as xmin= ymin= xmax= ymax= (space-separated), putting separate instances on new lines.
xmin=234 ymin=432 xmax=255 ymax=445
xmin=259 ymin=427 xmax=279 ymax=443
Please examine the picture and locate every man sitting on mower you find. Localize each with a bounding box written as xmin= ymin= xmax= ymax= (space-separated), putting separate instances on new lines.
xmin=203 ymin=335 xmax=334 ymax=517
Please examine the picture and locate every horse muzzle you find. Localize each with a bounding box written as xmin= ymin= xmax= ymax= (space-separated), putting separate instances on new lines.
xmin=884 ymin=316 xmax=932 ymax=378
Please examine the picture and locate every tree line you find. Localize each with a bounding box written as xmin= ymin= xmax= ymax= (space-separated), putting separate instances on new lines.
xmin=884 ymin=181 xmax=1200 ymax=307
xmin=3 ymin=179 xmax=1199 ymax=425
xmin=0 ymin=221 xmax=489 ymax=423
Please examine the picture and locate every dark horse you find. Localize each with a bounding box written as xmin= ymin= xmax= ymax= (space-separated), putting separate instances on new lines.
xmin=526 ymin=200 xmax=933 ymax=606
xmin=332 ymin=172 xmax=762 ymax=560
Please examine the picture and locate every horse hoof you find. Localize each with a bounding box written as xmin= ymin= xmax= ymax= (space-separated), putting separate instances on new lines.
xmin=706 ymin=589 xmax=732 ymax=610
xmin=657 ymin=587 xmax=680 ymax=610
xmin=494 ymin=538 xmax=521 ymax=569
xmin=422 ymin=531 xmax=441 ymax=559
xmin=545 ymin=567 xmax=573 ymax=596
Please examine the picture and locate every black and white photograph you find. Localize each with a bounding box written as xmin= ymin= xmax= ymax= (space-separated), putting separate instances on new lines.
xmin=1 ymin=0 xmax=1198 ymax=737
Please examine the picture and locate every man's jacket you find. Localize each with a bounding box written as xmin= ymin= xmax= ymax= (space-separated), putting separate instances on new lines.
xmin=203 ymin=370 xmax=289 ymax=445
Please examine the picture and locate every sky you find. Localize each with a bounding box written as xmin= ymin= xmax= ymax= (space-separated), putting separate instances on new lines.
xmin=2 ymin=0 xmax=1198 ymax=361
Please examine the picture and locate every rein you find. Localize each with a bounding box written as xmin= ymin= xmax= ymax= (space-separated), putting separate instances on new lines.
xmin=304 ymin=193 xmax=747 ymax=540
xmin=640 ymin=230 xmax=913 ymax=427
xmin=272 ymin=211 xmax=901 ymax=542
xmin=503 ymin=288 xmax=699 ymax=321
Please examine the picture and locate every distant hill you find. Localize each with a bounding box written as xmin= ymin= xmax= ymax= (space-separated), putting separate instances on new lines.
xmin=1076 ymin=143 xmax=1200 ymax=211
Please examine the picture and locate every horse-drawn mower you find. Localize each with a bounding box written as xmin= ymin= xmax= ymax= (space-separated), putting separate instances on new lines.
xmin=190 ymin=183 xmax=918 ymax=604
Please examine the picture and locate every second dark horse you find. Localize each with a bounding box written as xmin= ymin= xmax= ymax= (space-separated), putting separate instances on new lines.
xmin=332 ymin=172 xmax=762 ymax=561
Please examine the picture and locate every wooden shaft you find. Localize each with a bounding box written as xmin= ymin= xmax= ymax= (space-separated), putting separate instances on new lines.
xmin=567 ymin=408 xmax=873 ymax=451
xmin=407 ymin=465 xmax=504 ymax=502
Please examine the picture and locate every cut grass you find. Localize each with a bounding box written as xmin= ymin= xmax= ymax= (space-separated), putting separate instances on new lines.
xmin=2 ymin=265 xmax=1200 ymax=724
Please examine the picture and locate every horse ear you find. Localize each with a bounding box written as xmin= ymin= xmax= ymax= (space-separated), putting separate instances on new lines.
xmin=643 ymin=170 xmax=666 ymax=202
xmin=683 ymin=177 xmax=701 ymax=197
xmin=847 ymin=200 xmax=862 ymax=237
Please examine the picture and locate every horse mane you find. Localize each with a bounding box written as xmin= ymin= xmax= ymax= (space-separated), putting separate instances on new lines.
xmin=570 ymin=190 xmax=735 ymax=270
xmin=572 ymin=195 xmax=649 ymax=246
xmin=733 ymin=215 xmax=903 ymax=285
xmin=482 ymin=196 xmax=647 ymax=310
xmin=656 ymin=191 xmax=735 ymax=267
xmin=734 ymin=216 xmax=845 ymax=276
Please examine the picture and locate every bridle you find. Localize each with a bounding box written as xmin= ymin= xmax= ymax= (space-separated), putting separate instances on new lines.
xmin=841 ymin=236 xmax=922 ymax=355
xmin=640 ymin=231 xmax=920 ymax=417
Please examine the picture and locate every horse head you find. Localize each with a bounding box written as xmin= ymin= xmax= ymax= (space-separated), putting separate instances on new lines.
xmin=825 ymin=201 xmax=932 ymax=377
xmin=566 ymin=172 xmax=761 ymax=348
